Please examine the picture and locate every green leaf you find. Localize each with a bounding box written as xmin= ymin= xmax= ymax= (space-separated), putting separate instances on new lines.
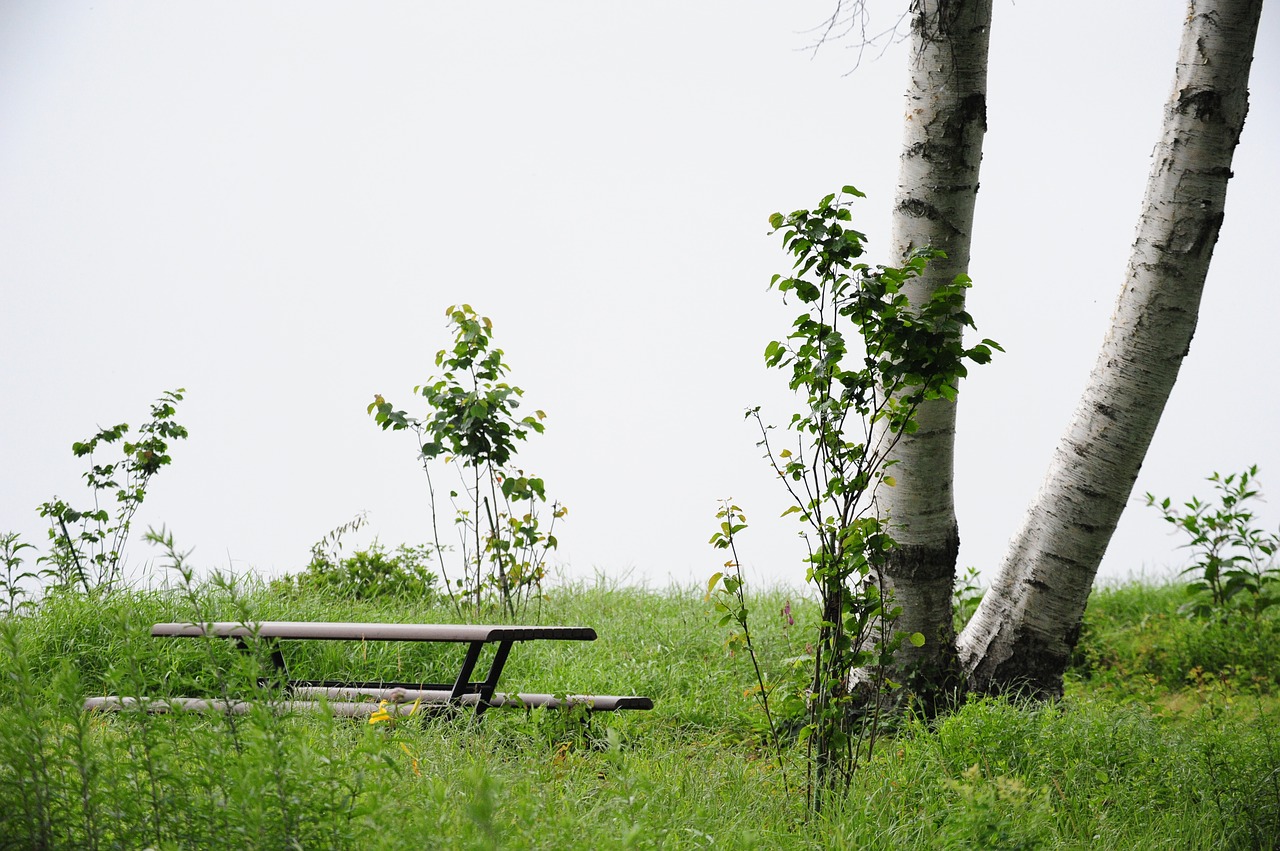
xmin=908 ymin=632 xmax=926 ymax=648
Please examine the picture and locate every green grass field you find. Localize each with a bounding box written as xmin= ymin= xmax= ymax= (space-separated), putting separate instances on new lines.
xmin=1 ymin=575 xmax=1277 ymax=849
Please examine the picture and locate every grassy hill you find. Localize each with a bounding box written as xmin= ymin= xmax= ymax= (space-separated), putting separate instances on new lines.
xmin=1 ymin=574 xmax=1277 ymax=849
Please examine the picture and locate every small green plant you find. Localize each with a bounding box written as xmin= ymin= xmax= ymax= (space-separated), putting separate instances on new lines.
xmin=738 ymin=186 xmax=998 ymax=808
xmin=0 ymin=533 xmax=38 ymax=616
xmin=370 ymin=305 xmax=563 ymax=618
xmin=707 ymin=501 xmax=788 ymax=788
xmin=1146 ymin=466 xmax=1280 ymax=621
xmin=37 ymin=389 xmax=187 ymax=594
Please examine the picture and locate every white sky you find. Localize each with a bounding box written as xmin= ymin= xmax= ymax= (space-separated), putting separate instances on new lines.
xmin=2 ymin=1 xmax=1277 ymax=593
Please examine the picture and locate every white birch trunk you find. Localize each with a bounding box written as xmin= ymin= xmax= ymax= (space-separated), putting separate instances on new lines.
xmin=877 ymin=0 xmax=992 ymax=703
xmin=958 ymin=0 xmax=1264 ymax=698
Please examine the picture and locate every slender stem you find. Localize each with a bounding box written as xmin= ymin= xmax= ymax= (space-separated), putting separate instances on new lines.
xmin=420 ymin=436 xmax=461 ymax=617
xmin=721 ymin=510 xmax=789 ymax=791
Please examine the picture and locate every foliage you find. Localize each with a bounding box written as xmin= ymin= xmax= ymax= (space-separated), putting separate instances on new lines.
xmin=1146 ymin=466 xmax=1280 ymax=621
xmin=743 ymin=186 xmax=999 ymax=806
xmin=935 ymin=763 xmax=1053 ymax=850
xmin=952 ymin=565 xmax=985 ymax=633
xmin=370 ymin=306 xmax=563 ymax=619
xmin=37 ymin=389 xmax=187 ymax=595
xmin=277 ymin=542 xmax=439 ymax=603
xmin=1071 ymin=579 xmax=1280 ymax=695
xmin=269 ymin=514 xmax=439 ymax=603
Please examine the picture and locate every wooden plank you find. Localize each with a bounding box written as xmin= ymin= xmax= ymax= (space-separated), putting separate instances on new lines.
xmin=84 ymin=692 xmax=653 ymax=714
xmin=150 ymin=622 xmax=597 ymax=643
xmin=289 ymin=686 xmax=653 ymax=711
xmin=83 ymin=696 xmax=424 ymax=717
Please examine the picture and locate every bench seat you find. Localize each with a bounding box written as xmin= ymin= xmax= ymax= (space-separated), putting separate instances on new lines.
xmin=150 ymin=621 xmax=597 ymax=643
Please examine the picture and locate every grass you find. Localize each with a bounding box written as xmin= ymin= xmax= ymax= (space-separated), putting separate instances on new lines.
xmin=1 ymin=573 xmax=1278 ymax=849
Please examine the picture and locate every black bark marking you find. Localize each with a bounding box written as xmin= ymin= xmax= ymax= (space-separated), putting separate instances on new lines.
xmin=1177 ymin=87 xmax=1221 ymax=120
xmin=880 ymin=527 xmax=963 ymax=713
xmin=1190 ymin=211 xmax=1226 ymax=256
xmin=945 ymin=92 xmax=988 ymax=139
xmin=882 ymin=526 xmax=960 ymax=583
xmin=895 ymin=199 xmax=964 ymax=238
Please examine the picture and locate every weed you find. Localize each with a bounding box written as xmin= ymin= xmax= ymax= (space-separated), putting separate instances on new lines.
xmin=37 ymin=389 xmax=187 ymax=595
xmin=952 ymin=565 xmax=984 ymax=633
xmin=0 ymin=531 xmax=38 ymax=616
xmin=1147 ymin=466 xmax=1280 ymax=621
xmin=707 ymin=501 xmax=788 ymax=789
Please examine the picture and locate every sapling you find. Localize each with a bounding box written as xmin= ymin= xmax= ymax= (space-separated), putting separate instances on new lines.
xmin=725 ymin=186 xmax=999 ymax=808
xmin=370 ymin=305 xmax=564 ymax=618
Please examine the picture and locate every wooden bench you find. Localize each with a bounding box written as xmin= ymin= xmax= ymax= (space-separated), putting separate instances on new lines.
xmin=84 ymin=621 xmax=652 ymax=717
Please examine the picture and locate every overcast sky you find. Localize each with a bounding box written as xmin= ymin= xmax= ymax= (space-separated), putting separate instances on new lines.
xmin=2 ymin=1 xmax=1277 ymax=594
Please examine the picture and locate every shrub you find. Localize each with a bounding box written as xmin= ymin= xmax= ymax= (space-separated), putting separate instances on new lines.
xmin=275 ymin=543 xmax=438 ymax=603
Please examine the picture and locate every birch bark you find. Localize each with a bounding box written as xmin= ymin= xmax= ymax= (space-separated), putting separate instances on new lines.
xmin=958 ymin=0 xmax=1265 ymax=698
xmin=876 ymin=0 xmax=992 ymax=704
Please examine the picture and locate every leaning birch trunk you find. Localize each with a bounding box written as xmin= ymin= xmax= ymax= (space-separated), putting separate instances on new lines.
xmin=875 ymin=0 xmax=992 ymax=707
xmin=958 ymin=0 xmax=1264 ymax=698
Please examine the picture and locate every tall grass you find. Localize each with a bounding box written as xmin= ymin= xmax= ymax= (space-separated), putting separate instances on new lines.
xmin=0 ymin=576 xmax=1277 ymax=849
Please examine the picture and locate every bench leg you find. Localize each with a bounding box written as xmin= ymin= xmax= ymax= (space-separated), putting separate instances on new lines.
xmin=236 ymin=636 xmax=290 ymax=692
xmin=473 ymin=640 xmax=513 ymax=718
xmin=445 ymin=639 xmax=515 ymax=718
xmin=448 ymin=640 xmax=485 ymax=704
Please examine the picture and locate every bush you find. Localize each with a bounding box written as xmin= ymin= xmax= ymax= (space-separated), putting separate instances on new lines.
xmin=275 ymin=543 xmax=438 ymax=603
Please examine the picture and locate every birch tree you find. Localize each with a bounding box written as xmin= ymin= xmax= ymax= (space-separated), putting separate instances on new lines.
xmin=872 ymin=0 xmax=993 ymax=705
xmin=957 ymin=0 xmax=1266 ymax=697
